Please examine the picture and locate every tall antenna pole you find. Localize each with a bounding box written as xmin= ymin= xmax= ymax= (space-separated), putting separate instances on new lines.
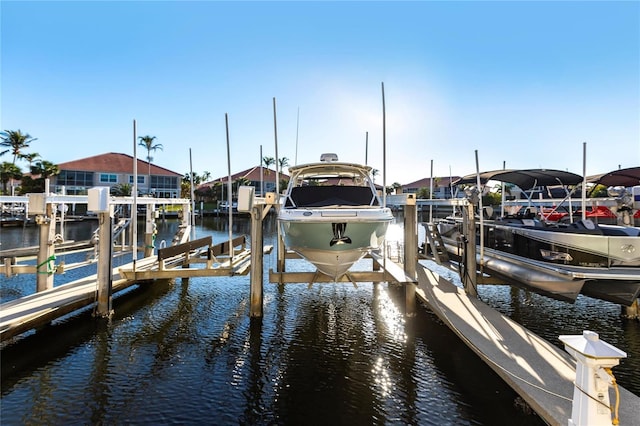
xmin=582 ymin=142 xmax=587 ymax=221
xmin=381 ymin=82 xmax=386 ymax=207
xmin=225 ymin=113 xmax=233 ymax=259
xmin=365 ymin=131 xmax=369 ymax=166
xmin=429 ymin=159 xmax=433 ymax=223
xmin=501 ymin=160 xmax=506 ymax=217
xmin=132 ymin=119 xmax=138 ymax=269
xmin=295 ymin=106 xmax=300 ymax=166
xmin=260 ymin=144 xmax=264 ymax=196
xmin=273 ymin=97 xmax=280 ymax=197
xmin=189 ymin=148 xmax=196 ymax=241
xmin=475 ymin=150 xmax=484 ymax=265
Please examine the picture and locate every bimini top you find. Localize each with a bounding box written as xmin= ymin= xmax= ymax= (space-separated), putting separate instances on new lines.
xmin=587 ymin=166 xmax=640 ymax=187
xmin=453 ymin=169 xmax=584 ymax=190
xmin=288 ymin=153 xmax=373 ymax=177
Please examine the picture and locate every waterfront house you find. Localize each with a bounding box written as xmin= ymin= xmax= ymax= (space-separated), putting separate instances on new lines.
xmin=401 ymin=176 xmax=461 ymax=199
xmin=197 ymin=166 xmax=288 ymax=202
xmin=52 ymin=152 xmax=182 ymax=197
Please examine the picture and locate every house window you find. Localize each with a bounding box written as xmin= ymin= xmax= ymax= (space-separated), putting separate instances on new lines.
xmin=58 ymin=170 xmax=94 ymax=186
xmin=100 ymin=174 xmax=118 ymax=183
xmin=129 ymin=175 xmax=145 ymax=184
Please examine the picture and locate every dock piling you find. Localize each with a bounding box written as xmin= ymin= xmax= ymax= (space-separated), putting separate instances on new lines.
xmin=89 ymin=187 xmax=114 ymax=318
xmin=403 ymin=194 xmax=418 ymax=316
xmin=462 ymin=199 xmax=478 ymax=297
xmin=31 ymin=193 xmax=57 ymax=292
xmin=250 ymin=204 xmax=265 ymax=318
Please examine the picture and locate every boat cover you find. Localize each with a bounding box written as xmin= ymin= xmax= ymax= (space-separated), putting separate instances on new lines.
xmin=586 ymin=167 xmax=640 ymax=187
xmin=453 ymin=169 xmax=583 ymax=190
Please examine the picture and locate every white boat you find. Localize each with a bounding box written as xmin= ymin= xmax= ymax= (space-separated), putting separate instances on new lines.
xmin=278 ymin=153 xmax=394 ymax=280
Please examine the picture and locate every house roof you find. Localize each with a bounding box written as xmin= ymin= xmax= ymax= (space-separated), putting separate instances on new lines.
xmin=202 ymin=166 xmax=288 ymax=186
xmin=403 ymin=176 xmax=460 ymax=189
xmin=57 ymin=152 xmax=182 ymax=176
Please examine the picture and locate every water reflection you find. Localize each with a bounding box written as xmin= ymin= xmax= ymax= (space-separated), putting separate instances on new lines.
xmin=0 ymin=217 xmax=635 ymax=425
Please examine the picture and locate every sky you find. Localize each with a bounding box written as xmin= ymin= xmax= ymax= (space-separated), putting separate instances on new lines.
xmin=2 ymin=1 xmax=639 ymax=186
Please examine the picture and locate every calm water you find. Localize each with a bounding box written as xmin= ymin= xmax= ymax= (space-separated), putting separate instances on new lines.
xmin=1 ymin=216 xmax=638 ymax=425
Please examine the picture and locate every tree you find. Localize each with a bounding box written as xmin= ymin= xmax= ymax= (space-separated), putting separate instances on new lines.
xmin=181 ymin=171 xmax=203 ymax=198
xmin=0 ymin=162 xmax=23 ymax=194
xmin=371 ymin=168 xmax=379 ymax=183
xmin=262 ymin=156 xmax=275 ymax=175
xmin=278 ymin=157 xmax=289 ymax=170
xmin=279 ymin=177 xmax=289 ymax=190
xmin=416 ymin=187 xmax=430 ymax=199
xmin=21 ymin=160 xmax=61 ymax=193
xmin=138 ymin=135 xmax=163 ymax=195
xmin=110 ymin=183 xmax=132 ymax=196
xmin=31 ymin=160 xmax=60 ymax=179
xmin=0 ymin=130 xmax=37 ymax=164
xmin=234 ymin=177 xmax=251 ymax=194
xmin=22 ymin=152 xmax=41 ymax=169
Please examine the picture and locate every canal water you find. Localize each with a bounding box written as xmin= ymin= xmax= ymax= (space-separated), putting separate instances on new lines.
xmin=1 ymin=216 xmax=638 ymax=425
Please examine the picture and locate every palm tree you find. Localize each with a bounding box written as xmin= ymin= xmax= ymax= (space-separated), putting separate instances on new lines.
xmin=392 ymin=182 xmax=402 ymax=194
xmin=371 ymin=168 xmax=379 ymax=184
xmin=0 ymin=130 xmax=37 ymax=164
xmin=138 ymin=135 xmax=163 ymax=195
xmin=234 ymin=177 xmax=251 ymax=195
xmin=110 ymin=183 xmax=132 ymax=196
xmin=181 ymin=171 xmax=202 ymax=198
xmin=0 ymin=162 xmax=23 ymax=194
xmin=262 ymin=156 xmax=275 ymax=175
xmin=31 ymin=160 xmax=60 ymax=179
xmin=22 ymin=152 xmax=40 ymax=169
xmin=278 ymin=157 xmax=289 ymax=170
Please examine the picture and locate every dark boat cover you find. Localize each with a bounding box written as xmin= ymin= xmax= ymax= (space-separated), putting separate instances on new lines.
xmin=453 ymin=169 xmax=584 ymax=190
xmin=586 ymin=167 xmax=640 ymax=187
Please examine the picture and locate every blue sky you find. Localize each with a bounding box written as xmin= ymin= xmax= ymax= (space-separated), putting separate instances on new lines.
xmin=2 ymin=1 xmax=639 ymax=185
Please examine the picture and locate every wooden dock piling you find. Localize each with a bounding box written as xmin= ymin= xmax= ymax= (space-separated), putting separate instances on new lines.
xmin=95 ymin=210 xmax=114 ymax=317
xmin=403 ymin=195 xmax=418 ymax=316
xmin=250 ymin=204 xmax=265 ymax=318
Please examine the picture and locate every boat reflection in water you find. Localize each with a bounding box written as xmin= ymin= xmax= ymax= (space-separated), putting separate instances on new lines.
xmin=0 ymin=217 xmax=637 ymax=425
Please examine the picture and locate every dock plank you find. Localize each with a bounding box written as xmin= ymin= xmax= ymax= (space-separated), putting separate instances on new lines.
xmin=0 ymin=257 xmax=156 ymax=341
xmin=416 ymin=261 xmax=639 ymax=426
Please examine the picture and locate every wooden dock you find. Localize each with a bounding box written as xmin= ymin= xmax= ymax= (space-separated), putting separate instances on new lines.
xmin=0 ymin=237 xmax=259 ymax=342
xmin=0 ymin=256 xmax=155 ymax=342
xmin=416 ymin=261 xmax=640 ymax=426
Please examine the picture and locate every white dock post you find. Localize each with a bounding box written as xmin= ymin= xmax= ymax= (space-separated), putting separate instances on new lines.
xmin=559 ymin=330 xmax=627 ymax=426
xmin=89 ymin=187 xmax=114 ymax=318
xmin=143 ymin=203 xmax=156 ymax=258
xmin=29 ymin=193 xmax=56 ymax=292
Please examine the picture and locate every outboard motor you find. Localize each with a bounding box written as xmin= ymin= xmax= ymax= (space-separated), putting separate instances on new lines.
xmin=609 ymin=186 xmax=633 ymax=226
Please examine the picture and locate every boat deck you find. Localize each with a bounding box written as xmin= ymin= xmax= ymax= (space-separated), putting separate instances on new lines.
xmin=416 ymin=260 xmax=639 ymax=426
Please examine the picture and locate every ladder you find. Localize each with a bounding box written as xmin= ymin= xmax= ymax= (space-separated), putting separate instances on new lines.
xmin=424 ymin=222 xmax=450 ymax=265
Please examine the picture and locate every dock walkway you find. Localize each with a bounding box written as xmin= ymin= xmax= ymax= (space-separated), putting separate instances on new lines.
xmin=416 ymin=261 xmax=639 ymax=426
xmin=1 ymin=236 xmax=257 ymax=342
xmin=0 ymin=257 xmax=157 ymax=342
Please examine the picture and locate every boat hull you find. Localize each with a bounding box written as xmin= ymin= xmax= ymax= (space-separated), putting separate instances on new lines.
xmin=279 ymin=208 xmax=392 ymax=280
xmin=437 ymin=219 xmax=640 ymax=305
